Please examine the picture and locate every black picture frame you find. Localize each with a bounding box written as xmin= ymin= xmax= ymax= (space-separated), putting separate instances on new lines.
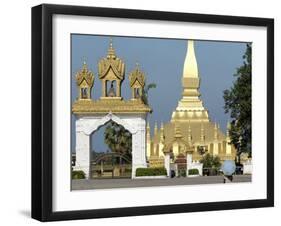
xmin=32 ymin=4 xmax=274 ymax=222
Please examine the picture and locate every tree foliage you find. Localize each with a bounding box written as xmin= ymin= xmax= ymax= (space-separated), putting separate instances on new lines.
xmin=223 ymin=44 xmax=252 ymax=158
xmin=141 ymin=83 xmax=156 ymax=106
xmin=200 ymin=153 xmax=221 ymax=169
xmin=104 ymin=121 xmax=132 ymax=158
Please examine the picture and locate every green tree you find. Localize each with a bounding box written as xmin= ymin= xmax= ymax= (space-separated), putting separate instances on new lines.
xmin=200 ymin=153 xmax=221 ymax=170
xmin=223 ymin=44 xmax=252 ymax=160
xmin=104 ymin=121 xmax=132 ymax=158
xmin=141 ymin=83 xmax=156 ymax=106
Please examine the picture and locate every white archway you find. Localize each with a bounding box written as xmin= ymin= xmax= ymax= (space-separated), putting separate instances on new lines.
xmin=83 ymin=112 xmax=138 ymax=135
xmin=74 ymin=113 xmax=147 ymax=178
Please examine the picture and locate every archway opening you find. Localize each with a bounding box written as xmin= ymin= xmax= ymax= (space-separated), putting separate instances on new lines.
xmin=90 ymin=120 xmax=132 ymax=179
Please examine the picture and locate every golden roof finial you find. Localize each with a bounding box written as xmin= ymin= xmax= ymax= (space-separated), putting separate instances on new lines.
xmin=107 ymin=37 xmax=116 ymax=59
xmin=82 ymin=56 xmax=88 ymax=69
xmin=83 ymin=56 xmax=87 ymax=64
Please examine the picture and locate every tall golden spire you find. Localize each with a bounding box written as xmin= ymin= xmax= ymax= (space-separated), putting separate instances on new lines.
xmin=171 ymin=40 xmax=209 ymax=122
xmin=181 ymin=40 xmax=200 ymax=97
xmin=183 ymin=40 xmax=199 ymax=79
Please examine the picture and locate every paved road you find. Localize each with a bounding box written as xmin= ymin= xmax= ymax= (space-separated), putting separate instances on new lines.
xmin=72 ymin=175 xmax=251 ymax=190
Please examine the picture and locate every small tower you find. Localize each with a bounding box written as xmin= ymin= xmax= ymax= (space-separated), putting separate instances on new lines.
xmin=98 ymin=38 xmax=125 ymax=99
xmin=154 ymin=122 xmax=158 ymax=137
xmin=153 ymin=122 xmax=159 ymax=156
xmin=129 ymin=63 xmax=146 ymax=100
xmin=159 ymin=122 xmax=165 ymax=157
xmin=213 ymin=122 xmax=219 ymax=155
xmin=226 ymin=121 xmax=232 ymax=155
xmin=160 ymin=122 xmax=165 ymax=143
xmin=146 ymin=122 xmax=151 ymax=159
xmin=214 ymin=122 xmax=219 ymax=140
xmin=75 ymin=60 xmax=94 ymax=100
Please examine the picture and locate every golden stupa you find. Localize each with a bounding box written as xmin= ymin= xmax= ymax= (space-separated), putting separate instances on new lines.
xmin=147 ymin=40 xmax=236 ymax=167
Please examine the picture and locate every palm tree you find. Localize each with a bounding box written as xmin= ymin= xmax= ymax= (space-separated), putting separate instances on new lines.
xmin=141 ymin=83 xmax=156 ymax=106
xmin=104 ymin=121 xmax=132 ymax=158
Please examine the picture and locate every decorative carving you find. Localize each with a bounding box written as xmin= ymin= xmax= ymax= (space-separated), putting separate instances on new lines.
xmin=72 ymin=98 xmax=151 ymax=114
xmin=98 ymin=40 xmax=125 ymax=80
xmin=97 ymin=39 xmax=125 ymax=98
xmin=129 ymin=63 xmax=146 ymax=87
xmin=129 ymin=63 xmax=146 ymax=99
xmin=76 ymin=61 xmax=94 ymax=86
xmin=75 ymin=61 xmax=94 ymax=100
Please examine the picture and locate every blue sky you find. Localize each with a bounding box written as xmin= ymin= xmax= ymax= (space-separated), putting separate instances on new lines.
xmin=71 ymin=34 xmax=247 ymax=152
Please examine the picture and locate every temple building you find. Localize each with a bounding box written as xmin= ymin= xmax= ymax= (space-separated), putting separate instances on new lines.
xmin=147 ymin=40 xmax=236 ymax=167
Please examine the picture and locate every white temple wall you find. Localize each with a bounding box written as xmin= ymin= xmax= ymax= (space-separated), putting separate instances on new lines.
xmin=186 ymin=154 xmax=203 ymax=176
xmin=74 ymin=131 xmax=91 ymax=178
